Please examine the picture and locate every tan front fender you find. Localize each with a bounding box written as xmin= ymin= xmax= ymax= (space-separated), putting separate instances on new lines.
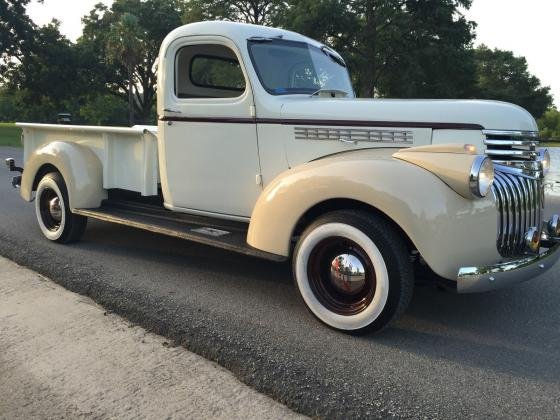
xmin=21 ymin=141 xmax=106 ymax=210
xmin=248 ymin=150 xmax=501 ymax=280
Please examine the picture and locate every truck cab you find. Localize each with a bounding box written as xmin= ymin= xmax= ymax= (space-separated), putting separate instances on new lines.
xmin=6 ymin=21 xmax=560 ymax=334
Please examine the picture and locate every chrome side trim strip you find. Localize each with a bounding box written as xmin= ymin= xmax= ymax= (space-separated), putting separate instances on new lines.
xmin=482 ymin=129 xmax=539 ymax=138
xmin=484 ymin=139 xmax=539 ymax=147
xmin=486 ymin=149 xmax=539 ymax=159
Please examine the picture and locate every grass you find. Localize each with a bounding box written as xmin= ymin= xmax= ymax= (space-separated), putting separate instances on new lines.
xmin=0 ymin=123 xmax=22 ymax=147
xmin=541 ymin=142 xmax=560 ymax=148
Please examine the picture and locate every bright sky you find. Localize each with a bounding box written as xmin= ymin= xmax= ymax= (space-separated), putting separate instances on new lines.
xmin=464 ymin=0 xmax=560 ymax=108
xmin=27 ymin=0 xmax=113 ymax=41
xmin=27 ymin=0 xmax=558 ymax=107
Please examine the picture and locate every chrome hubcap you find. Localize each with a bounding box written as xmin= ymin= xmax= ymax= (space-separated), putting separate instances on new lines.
xmin=329 ymin=254 xmax=367 ymax=294
xmin=39 ymin=187 xmax=63 ymax=232
xmin=307 ymin=237 xmax=376 ymax=316
xmin=48 ymin=197 xmax=62 ymax=222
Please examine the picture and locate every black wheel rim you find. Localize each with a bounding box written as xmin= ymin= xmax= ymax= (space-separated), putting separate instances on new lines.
xmin=307 ymin=237 xmax=376 ymax=316
xmin=39 ymin=187 xmax=63 ymax=232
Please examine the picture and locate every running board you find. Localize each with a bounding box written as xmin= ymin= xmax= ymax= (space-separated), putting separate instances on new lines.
xmin=73 ymin=202 xmax=286 ymax=262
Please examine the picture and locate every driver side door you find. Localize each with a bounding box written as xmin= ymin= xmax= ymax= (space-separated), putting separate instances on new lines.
xmin=159 ymin=36 xmax=261 ymax=220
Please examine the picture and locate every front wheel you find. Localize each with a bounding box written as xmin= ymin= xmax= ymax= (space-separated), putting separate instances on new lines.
xmin=292 ymin=210 xmax=413 ymax=334
xmin=35 ymin=172 xmax=87 ymax=243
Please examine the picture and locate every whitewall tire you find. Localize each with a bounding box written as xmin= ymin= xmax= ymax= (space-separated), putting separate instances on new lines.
xmin=292 ymin=210 xmax=413 ymax=334
xmin=35 ymin=172 xmax=87 ymax=243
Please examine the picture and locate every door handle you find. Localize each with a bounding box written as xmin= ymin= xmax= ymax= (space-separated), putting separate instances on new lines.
xmin=340 ymin=137 xmax=357 ymax=145
xmin=163 ymin=108 xmax=182 ymax=114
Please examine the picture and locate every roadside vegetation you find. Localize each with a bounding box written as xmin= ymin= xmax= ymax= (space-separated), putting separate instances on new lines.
xmin=0 ymin=123 xmax=22 ymax=147
xmin=538 ymin=109 xmax=560 ymax=145
xmin=0 ymin=0 xmax=557 ymax=131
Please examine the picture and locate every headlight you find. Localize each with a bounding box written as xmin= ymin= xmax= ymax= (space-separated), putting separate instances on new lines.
xmin=469 ymin=156 xmax=495 ymax=198
xmin=539 ymin=148 xmax=550 ymax=176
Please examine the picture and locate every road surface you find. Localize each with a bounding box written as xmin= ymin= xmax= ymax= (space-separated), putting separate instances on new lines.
xmin=0 ymin=256 xmax=304 ymax=419
xmin=1 ymin=146 xmax=559 ymax=418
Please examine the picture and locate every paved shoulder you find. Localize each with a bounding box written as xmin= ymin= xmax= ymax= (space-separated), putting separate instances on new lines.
xmin=0 ymin=256 xmax=305 ymax=419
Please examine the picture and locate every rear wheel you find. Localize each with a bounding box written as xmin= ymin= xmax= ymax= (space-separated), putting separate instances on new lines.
xmin=35 ymin=172 xmax=87 ymax=243
xmin=292 ymin=210 xmax=413 ymax=334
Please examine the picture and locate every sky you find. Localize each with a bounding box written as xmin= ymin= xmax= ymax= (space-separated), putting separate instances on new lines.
xmin=27 ymin=0 xmax=113 ymax=40
xmin=26 ymin=0 xmax=559 ymax=107
xmin=463 ymin=0 xmax=560 ymax=108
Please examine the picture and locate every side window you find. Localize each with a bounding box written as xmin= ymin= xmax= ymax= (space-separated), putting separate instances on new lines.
xmin=175 ymin=44 xmax=246 ymax=99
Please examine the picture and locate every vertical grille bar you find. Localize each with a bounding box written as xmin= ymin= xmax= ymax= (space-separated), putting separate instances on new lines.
xmin=518 ymin=177 xmax=530 ymax=239
xmin=492 ymin=171 xmax=543 ymax=257
xmin=485 ymin=129 xmax=544 ymax=257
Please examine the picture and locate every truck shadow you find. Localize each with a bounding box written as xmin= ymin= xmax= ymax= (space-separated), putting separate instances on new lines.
xmin=370 ymin=278 xmax=560 ymax=383
xmin=81 ymin=219 xmax=560 ymax=385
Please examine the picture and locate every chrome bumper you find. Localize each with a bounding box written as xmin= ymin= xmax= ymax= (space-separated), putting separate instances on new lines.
xmin=457 ymin=242 xmax=560 ymax=293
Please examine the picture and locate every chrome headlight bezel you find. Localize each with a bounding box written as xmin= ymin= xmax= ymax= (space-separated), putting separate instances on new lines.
xmin=469 ymin=156 xmax=495 ymax=198
xmin=539 ymin=148 xmax=551 ymax=176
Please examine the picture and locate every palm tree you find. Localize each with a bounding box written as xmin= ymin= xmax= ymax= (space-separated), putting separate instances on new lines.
xmin=106 ymin=13 xmax=142 ymax=126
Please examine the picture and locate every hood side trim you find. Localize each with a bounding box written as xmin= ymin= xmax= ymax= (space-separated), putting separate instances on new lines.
xmin=159 ymin=116 xmax=483 ymax=130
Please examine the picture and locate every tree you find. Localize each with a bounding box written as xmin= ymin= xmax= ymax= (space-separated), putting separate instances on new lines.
xmin=79 ymin=94 xmax=129 ymax=126
xmin=182 ymin=0 xmax=285 ymax=25
xmin=265 ymin=0 xmax=476 ymax=98
xmin=474 ymin=45 xmax=553 ymax=119
xmin=538 ymin=108 xmax=560 ymax=140
xmin=375 ymin=0 xmax=477 ymax=99
xmin=106 ymin=13 xmax=143 ymax=126
xmin=1 ymin=20 xmax=87 ymax=122
xmin=0 ymin=0 xmax=40 ymax=60
xmin=79 ymin=0 xmax=183 ymax=124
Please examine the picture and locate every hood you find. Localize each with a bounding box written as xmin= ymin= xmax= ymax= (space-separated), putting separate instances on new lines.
xmin=280 ymin=98 xmax=538 ymax=132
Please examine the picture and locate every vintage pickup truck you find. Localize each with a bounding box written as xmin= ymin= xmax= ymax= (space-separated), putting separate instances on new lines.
xmin=6 ymin=21 xmax=560 ymax=333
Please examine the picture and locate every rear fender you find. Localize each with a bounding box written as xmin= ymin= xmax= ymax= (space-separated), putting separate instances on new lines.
xmin=21 ymin=141 xmax=106 ymax=209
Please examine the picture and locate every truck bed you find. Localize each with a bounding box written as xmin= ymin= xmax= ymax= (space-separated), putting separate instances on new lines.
xmin=17 ymin=123 xmax=159 ymax=197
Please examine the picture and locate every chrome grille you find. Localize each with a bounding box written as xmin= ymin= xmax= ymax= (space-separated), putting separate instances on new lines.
xmin=492 ymin=171 xmax=544 ymax=256
xmin=483 ymin=129 xmax=539 ymax=161
xmin=484 ymin=129 xmax=545 ymax=256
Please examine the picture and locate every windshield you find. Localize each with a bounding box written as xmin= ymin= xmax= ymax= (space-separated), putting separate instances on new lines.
xmin=247 ymin=38 xmax=354 ymax=96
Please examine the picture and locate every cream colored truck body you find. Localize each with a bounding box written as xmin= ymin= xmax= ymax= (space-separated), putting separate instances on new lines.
xmin=19 ymin=125 xmax=158 ymax=209
xmin=13 ymin=21 xmax=560 ymax=297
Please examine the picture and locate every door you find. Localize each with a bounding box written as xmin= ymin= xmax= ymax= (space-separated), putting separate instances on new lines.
xmin=158 ymin=36 xmax=261 ymax=219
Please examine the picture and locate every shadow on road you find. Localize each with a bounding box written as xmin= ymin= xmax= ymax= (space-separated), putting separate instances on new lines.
xmin=81 ymin=218 xmax=560 ymax=386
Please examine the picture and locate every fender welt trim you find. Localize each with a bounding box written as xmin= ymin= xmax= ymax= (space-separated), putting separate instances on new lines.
xmin=159 ymin=116 xmax=484 ymax=130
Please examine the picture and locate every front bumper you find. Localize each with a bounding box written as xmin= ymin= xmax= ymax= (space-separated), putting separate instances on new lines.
xmin=457 ymin=242 xmax=560 ymax=293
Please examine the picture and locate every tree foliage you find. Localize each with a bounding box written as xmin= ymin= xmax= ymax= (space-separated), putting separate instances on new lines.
xmin=0 ymin=0 xmax=39 ymax=60
xmin=106 ymin=12 xmax=143 ymax=125
xmin=0 ymin=0 xmax=555 ymax=125
xmin=1 ymin=20 xmax=90 ymax=122
xmin=79 ymin=0 xmax=183 ymax=124
xmin=79 ymin=94 xmax=129 ymax=126
xmin=248 ymin=0 xmax=477 ymax=98
xmin=538 ymin=108 xmax=560 ymax=140
xmin=474 ymin=45 xmax=553 ymax=119
xmin=183 ymin=0 xmax=285 ymax=25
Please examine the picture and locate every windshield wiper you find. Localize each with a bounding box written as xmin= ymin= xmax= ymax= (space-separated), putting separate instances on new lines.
xmin=321 ymin=46 xmax=347 ymax=68
xmin=310 ymin=89 xmax=350 ymax=98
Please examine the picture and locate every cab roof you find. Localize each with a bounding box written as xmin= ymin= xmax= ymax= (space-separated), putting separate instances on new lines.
xmin=160 ymin=20 xmax=323 ymax=55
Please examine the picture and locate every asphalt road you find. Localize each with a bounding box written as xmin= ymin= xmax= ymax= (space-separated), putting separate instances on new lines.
xmin=1 ymin=146 xmax=560 ymax=419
